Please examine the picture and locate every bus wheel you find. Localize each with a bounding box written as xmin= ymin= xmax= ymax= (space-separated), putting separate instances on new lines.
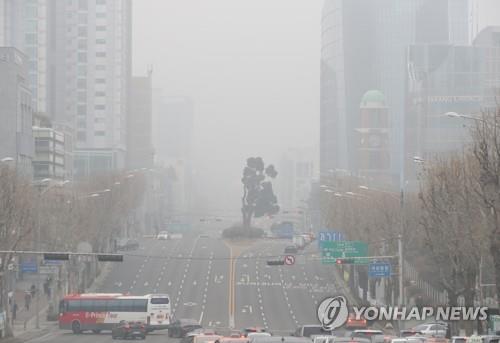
xmin=92 ymin=329 xmax=101 ymax=334
xmin=71 ymin=321 xmax=81 ymax=334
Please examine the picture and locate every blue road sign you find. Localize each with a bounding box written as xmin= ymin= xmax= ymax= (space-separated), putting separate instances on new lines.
xmin=318 ymin=230 xmax=345 ymax=248
xmin=368 ymin=262 xmax=391 ymax=278
xmin=20 ymin=261 xmax=38 ymax=273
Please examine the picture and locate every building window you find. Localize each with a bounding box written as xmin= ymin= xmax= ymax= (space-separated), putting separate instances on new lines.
xmin=78 ymin=13 xmax=87 ymax=24
xmin=94 ymin=131 xmax=106 ymax=136
xmin=25 ymin=33 xmax=36 ymax=44
xmin=78 ymin=27 xmax=87 ymax=37
xmin=96 ymin=26 xmax=106 ymax=32
xmin=96 ymin=52 xmax=106 ymax=58
xmin=77 ymin=105 xmax=87 ymax=116
xmin=95 ymin=91 xmax=106 ymax=96
xmin=78 ymin=65 xmax=87 ymax=76
xmin=77 ymin=131 xmax=86 ymax=141
xmin=77 ymin=91 xmax=87 ymax=102
xmin=96 ymin=39 xmax=106 ymax=44
xmin=77 ymin=78 xmax=86 ymax=89
xmin=96 ymin=0 xmax=106 ymax=4
xmin=95 ymin=78 xmax=106 ymax=84
xmin=78 ymin=0 xmax=88 ymax=10
xmin=95 ymin=104 xmax=106 ymax=110
xmin=77 ymin=52 xmax=87 ymax=62
xmin=96 ymin=13 xmax=106 ymax=18
xmin=96 ymin=65 xmax=106 ymax=71
xmin=78 ymin=39 xmax=87 ymax=50
xmin=77 ymin=119 xmax=86 ymax=128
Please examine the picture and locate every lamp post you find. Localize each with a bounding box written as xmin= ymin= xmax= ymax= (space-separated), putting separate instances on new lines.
xmin=34 ymin=178 xmax=72 ymax=328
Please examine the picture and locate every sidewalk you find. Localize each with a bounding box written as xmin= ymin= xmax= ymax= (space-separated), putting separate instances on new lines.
xmin=2 ymin=274 xmax=57 ymax=341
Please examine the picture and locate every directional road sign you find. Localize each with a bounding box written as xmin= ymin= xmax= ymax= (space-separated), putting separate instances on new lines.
xmin=368 ymin=262 xmax=392 ymax=278
xmin=318 ymin=230 xmax=345 ymax=242
xmin=284 ymin=255 xmax=295 ymax=266
xmin=20 ymin=261 xmax=38 ymax=273
xmin=321 ymin=240 xmax=368 ymax=264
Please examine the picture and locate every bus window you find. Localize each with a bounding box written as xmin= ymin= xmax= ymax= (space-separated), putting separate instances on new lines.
xmin=107 ymin=299 xmax=121 ymax=312
xmin=80 ymin=299 xmax=94 ymax=312
xmin=151 ymin=297 xmax=169 ymax=304
xmin=94 ymin=299 xmax=106 ymax=312
xmin=120 ymin=299 xmax=133 ymax=312
xmin=133 ymin=299 xmax=148 ymax=312
xmin=59 ymin=300 xmax=66 ymax=314
xmin=67 ymin=300 xmax=81 ymax=312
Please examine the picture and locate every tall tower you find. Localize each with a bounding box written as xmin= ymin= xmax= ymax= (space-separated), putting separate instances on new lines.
xmin=54 ymin=0 xmax=132 ymax=176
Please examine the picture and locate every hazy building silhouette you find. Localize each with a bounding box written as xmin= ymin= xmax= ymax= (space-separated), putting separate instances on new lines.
xmin=0 ymin=47 xmax=33 ymax=175
xmin=405 ymin=26 xmax=500 ymax=186
xmin=127 ymin=72 xmax=153 ymax=169
xmin=320 ymin=0 xmax=471 ymax=188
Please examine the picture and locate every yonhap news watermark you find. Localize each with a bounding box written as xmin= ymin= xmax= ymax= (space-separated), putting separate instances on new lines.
xmin=317 ymin=295 xmax=490 ymax=330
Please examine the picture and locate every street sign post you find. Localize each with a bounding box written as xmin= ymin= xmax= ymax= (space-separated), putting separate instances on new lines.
xmin=368 ymin=262 xmax=392 ymax=278
xmin=284 ymin=255 xmax=295 ymax=265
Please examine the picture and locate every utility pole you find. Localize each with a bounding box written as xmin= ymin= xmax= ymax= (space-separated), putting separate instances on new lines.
xmin=35 ymin=187 xmax=41 ymax=329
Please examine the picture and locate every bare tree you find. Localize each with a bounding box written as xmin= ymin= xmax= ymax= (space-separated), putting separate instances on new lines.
xmin=470 ymin=107 xmax=500 ymax=302
xmin=419 ymin=154 xmax=483 ymax=306
xmin=0 ymin=167 xmax=35 ymax=337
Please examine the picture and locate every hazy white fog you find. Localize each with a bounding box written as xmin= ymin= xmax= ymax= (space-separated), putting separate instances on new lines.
xmin=133 ymin=0 xmax=322 ymax=215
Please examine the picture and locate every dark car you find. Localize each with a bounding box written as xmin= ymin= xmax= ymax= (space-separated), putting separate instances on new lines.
xmin=111 ymin=321 xmax=146 ymax=340
xmin=168 ymin=318 xmax=202 ymax=338
xmin=293 ymin=325 xmax=331 ymax=337
xmin=117 ymin=238 xmax=139 ymax=251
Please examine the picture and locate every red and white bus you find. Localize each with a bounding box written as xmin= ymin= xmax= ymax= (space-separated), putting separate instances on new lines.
xmin=59 ymin=293 xmax=171 ymax=333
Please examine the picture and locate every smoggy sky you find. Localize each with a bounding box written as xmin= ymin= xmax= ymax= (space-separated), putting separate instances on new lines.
xmin=132 ymin=0 xmax=322 ymax=214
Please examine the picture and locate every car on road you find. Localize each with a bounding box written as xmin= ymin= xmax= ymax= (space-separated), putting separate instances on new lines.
xmin=351 ymin=330 xmax=385 ymax=343
xmin=249 ymin=336 xmax=312 ymax=343
xmin=181 ymin=334 xmax=223 ymax=343
xmin=215 ymin=338 xmax=250 ymax=343
xmin=391 ymin=338 xmax=428 ymax=343
xmin=248 ymin=332 xmax=272 ymax=342
xmin=345 ymin=313 xmax=367 ymax=329
xmin=313 ymin=335 xmax=336 ymax=343
xmin=410 ymin=324 xmax=447 ymax=337
xmin=168 ymin=318 xmax=202 ymax=338
xmin=293 ymin=325 xmax=332 ymax=338
xmin=157 ymin=231 xmax=169 ymax=240
xmin=116 ymin=238 xmax=139 ymax=251
xmin=284 ymin=245 xmax=299 ymax=254
xmin=111 ymin=321 xmax=146 ymax=340
xmin=334 ymin=338 xmax=371 ymax=343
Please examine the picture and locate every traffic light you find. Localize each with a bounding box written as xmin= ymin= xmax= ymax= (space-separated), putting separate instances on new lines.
xmin=43 ymin=253 xmax=69 ymax=261
xmin=336 ymin=258 xmax=355 ymax=264
xmin=267 ymin=259 xmax=285 ymax=266
xmin=97 ymin=254 xmax=123 ymax=262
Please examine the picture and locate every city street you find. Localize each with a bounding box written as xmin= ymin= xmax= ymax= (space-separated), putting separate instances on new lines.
xmin=21 ymin=234 xmax=341 ymax=342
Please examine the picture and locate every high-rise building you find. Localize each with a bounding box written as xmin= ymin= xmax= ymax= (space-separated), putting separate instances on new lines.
xmin=127 ymin=72 xmax=153 ymax=169
xmin=320 ymin=0 xmax=471 ymax=188
xmin=0 ymin=0 xmax=52 ymax=114
xmin=60 ymin=0 xmax=132 ymax=177
xmin=153 ymin=96 xmax=194 ymax=215
xmin=405 ymin=26 xmax=500 ymax=186
xmin=277 ymin=147 xmax=316 ymax=211
xmin=0 ymin=47 xmax=34 ymax=175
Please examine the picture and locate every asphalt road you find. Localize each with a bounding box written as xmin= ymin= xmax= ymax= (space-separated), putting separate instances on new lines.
xmin=23 ymin=234 xmax=342 ymax=342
